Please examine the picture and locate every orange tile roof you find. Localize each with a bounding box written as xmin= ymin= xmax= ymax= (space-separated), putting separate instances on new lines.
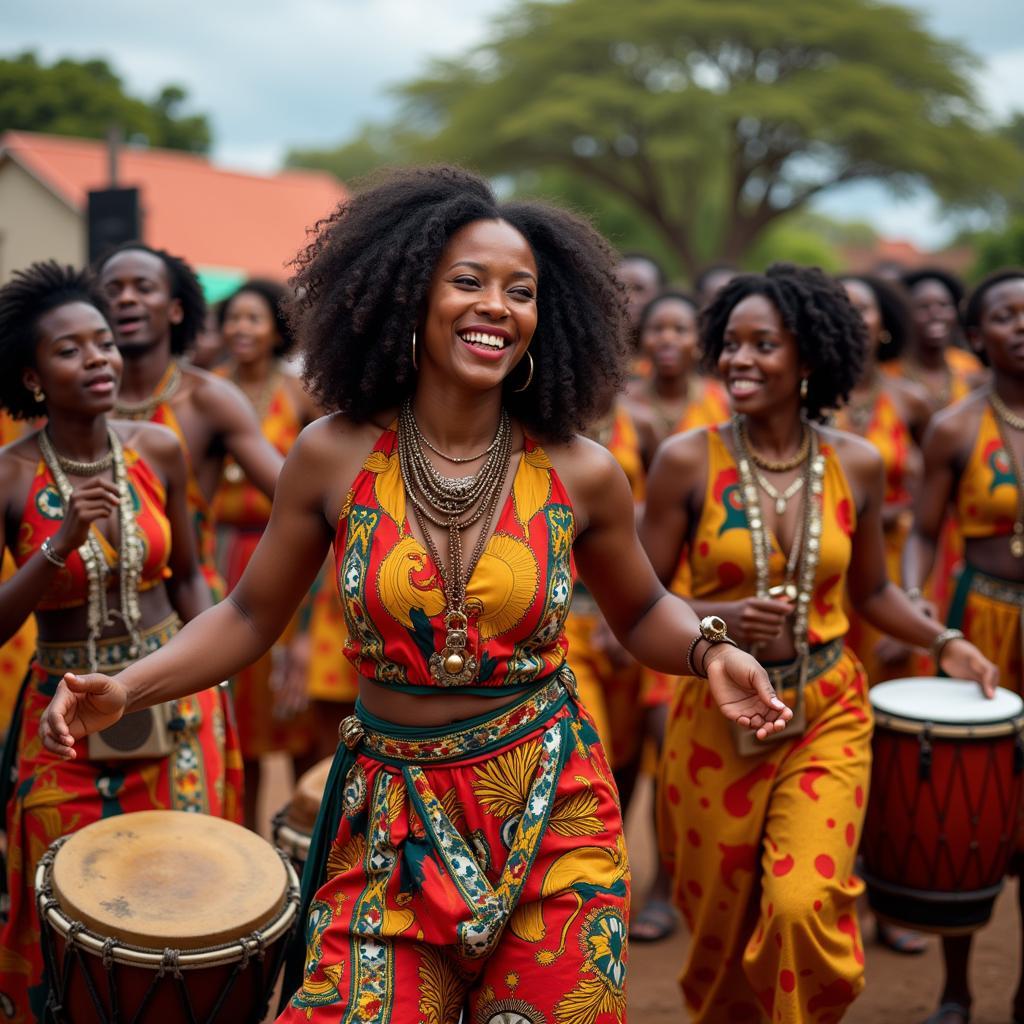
xmin=0 ymin=130 xmax=347 ymax=279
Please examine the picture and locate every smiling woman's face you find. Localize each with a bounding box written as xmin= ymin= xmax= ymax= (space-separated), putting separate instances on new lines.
xmin=420 ymin=219 xmax=539 ymax=393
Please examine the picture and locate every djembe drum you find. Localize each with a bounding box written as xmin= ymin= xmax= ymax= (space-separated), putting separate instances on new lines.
xmin=272 ymin=756 xmax=333 ymax=876
xmin=35 ymin=810 xmax=300 ymax=1022
xmin=862 ymin=678 xmax=1024 ymax=934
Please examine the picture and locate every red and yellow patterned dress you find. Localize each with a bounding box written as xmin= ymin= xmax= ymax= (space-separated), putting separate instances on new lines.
xmin=0 ymin=444 xmax=243 ymax=1021
xmin=657 ymin=426 xmax=871 ymax=1024
xmin=566 ymin=401 xmax=645 ymax=767
xmin=641 ymin=378 xmax=732 ymax=709
xmin=0 ymin=413 xmax=37 ymax=734
xmin=211 ymin=375 xmax=312 ymax=758
xmin=885 ymin=347 xmax=984 ymax=616
xmin=280 ymin=422 xmax=627 ymax=1024
xmin=838 ymin=390 xmax=917 ymax=684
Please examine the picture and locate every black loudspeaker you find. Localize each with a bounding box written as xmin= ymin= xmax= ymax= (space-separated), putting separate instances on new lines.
xmin=87 ymin=187 xmax=141 ymax=263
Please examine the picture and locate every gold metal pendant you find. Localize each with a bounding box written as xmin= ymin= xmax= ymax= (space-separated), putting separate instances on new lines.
xmin=1012 ymin=535 xmax=1024 ymax=559
xmin=428 ymin=610 xmax=479 ymax=685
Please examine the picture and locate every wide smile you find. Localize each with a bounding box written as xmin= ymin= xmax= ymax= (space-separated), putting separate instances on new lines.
xmin=457 ymin=327 xmax=513 ymax=361
xmin=728 ymin=377 xmax=764 ymax=398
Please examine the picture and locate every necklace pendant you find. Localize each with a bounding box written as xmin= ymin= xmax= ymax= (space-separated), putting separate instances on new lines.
xmin=774 ymin=497 xmax=787 ymax=516
xmin=428 ymin=609 xmax=479 ymax=685
xmin=1012 ymin=535 xmax=1024 ymax=559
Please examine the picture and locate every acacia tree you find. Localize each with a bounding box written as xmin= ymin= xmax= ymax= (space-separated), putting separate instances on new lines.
xmin=388 ymin=0 xmax=1020 ymax=275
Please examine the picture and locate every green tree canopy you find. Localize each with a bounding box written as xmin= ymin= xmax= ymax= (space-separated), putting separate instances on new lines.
xmin=0 ymin=51 xmax=211 ymax=153
xmin=317 ymin=0 xmax=1020 ymax=276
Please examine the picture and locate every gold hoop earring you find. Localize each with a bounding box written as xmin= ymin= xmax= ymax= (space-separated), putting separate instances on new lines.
xmin=513 ymin=351 xmax=534 ymax=393
xmin=32 ymin=387 xmax=45 ymax=404
xmin=799 ymin=377 xmax=809 ymax=401
xmin=411 ymin=331 xmax=418 ymax=371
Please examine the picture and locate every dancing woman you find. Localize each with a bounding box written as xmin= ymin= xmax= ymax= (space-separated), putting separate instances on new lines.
xmin=836 ymin=274 xmax=931 ymax=687
xmin=212 ymin=278 xmax=319 ymax=825
xmin=902 ymin=268 xmax=1024 ymax=1024
xmin=41 ymin=167 xmax=788 ymax=1023
xmin=0 ymin=263 xmax=241 ymax=1020
xmin=642 ymin=264 xmax=996 ymax=1024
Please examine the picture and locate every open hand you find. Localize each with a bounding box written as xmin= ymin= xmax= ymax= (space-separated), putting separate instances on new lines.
xmin=704 ymin=645 xmax=793 ymax=740
xmin=40 ymin=673 xmax=128 ymax=759
xmin=939 ymin=639 xmax=999 ymax=699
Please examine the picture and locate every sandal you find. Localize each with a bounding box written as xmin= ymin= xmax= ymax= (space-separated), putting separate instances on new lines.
xmin=922 ymin=1002 xmax=970 ymax=1024
xmin=629 ymin=898 xmax=679 ymax=942
xmin=877 ymin=920 xmax=928 ymax=955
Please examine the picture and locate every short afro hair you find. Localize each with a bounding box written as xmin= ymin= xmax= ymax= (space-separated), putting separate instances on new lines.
xmin=901 ymin=266 xmax=965 ymax=309
xmin=290 ymin=165 xmax=628 ymax=443
xmin=95 ymin=242 xmax=206 ymax=356
xmin=637 ymin=290 xmax=700 ymax=336
xmin=618 ymin=252 xmax=666 ymax=285
xmin=700 ymin=263 xmax=866 ymax=423
xmin=0 ymin=261 xmax=109 ymax=420
xmin=218 ymin=278 xmax=295 ymax=357
xmin=963 ymin=268 xmax=1024 ymax=366
xmin=836 ymin=273 xmax=912 ymax=363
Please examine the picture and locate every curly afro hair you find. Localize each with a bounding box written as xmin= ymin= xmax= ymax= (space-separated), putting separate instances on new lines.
xmin=218 ymin=278 xmax=295 ymax=357
xmin=836 ymin=273 xmax=912 ymax=363
xmin=0 ymin=261 xmax=109 ymax=420
xmin=700 ymin=263 xmax=866 ymax=423
xmin=963 ymin=268 xmax=1024 ymax=366
xmin=289 ymin=165 xmax=628 ymax=443
xmin=94 ymin=242 xmax=206 ymax=356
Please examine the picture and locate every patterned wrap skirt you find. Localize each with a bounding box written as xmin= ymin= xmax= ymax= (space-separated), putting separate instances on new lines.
xmin=279 ymin=667 xmax=629 ymax=1024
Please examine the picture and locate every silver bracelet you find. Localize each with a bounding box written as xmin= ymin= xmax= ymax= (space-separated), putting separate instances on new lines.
xmin=904 ymin=587 xmax=923 ymax=602
xmin=40 ymin=537 xmax=67 ymax=568
xmin=931 ymin=627 xmax=964 ymax=665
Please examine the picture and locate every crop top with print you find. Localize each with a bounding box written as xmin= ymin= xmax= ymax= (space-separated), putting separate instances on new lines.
xmin=334 ymin=422 xmax=576 ymax=694
xmin=15 ymin=447 xmax=172 ymax=611
xmin=956 ymin=402 xmax=1018 ymax=540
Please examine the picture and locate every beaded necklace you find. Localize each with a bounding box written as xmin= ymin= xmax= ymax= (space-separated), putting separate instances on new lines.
xmin=38 ymin=427 xmax=145 ymax=671
xmin=114 ymin=361 xmax=182 ymax=421
xmin=989 ymin=392 xmax=1024 ymax=558
xmin=732 ymin=415 xmax=825 ymax=665
xmin=397 ymin=400 xmax=513 ymax=685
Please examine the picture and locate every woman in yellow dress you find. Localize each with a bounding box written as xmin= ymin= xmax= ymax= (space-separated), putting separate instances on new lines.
xmin=643 ymin=263 xmax=996 ymax=1023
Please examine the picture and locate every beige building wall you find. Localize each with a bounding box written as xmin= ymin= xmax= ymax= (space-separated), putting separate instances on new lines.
xmin=0 ymin=160 xmax=84 ymax=282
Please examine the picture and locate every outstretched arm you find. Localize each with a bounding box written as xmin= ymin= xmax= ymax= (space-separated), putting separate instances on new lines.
xmin=41 ymin=426 xmax=336 ymax=757
xmin=566 ymin=438 xmax=790 ymax=734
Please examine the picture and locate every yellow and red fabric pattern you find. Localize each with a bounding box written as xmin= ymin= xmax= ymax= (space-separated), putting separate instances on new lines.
xmin=211 ymin=377 xmax=311 ymax=757
xmin=657 ymin=426 xmax=870 ymax=1023
xmin=281 ymin=676 xmax=628 ymax=1024
xmin=336 ymin=422 xmax=574 ymax=695
xmin=838 ymin=390 xmax=916 ymax=685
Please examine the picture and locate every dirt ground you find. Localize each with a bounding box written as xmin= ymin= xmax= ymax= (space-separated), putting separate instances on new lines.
xmin=258 ymin=756 xmax=1020 ymax=1024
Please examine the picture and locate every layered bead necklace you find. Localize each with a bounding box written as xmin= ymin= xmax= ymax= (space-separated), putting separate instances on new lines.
xmin=397 ymin=399 xmax=512 ymax=684
xmin=732 ymin=415 xmax=825 ymax=661
xmin=989 ymin=391 xmax=1024 ymax=558
xmin=37 ymin=427 xmax=145 ymax=672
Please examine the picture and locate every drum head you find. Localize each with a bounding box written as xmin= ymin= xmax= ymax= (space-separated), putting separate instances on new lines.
xmin=870 ymin=678 xmax=1024 ymax=724
xmin=286 ymin=757 xmax=333 ymax=831
xmin=52 ymin=810 xmax=288 ymax=950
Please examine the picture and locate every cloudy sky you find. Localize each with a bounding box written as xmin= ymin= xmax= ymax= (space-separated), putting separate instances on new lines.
xmin=6 ymin=0 xmax=1023 ymax=248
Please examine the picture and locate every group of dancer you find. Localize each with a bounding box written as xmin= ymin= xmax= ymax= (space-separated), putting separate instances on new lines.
xmin=0 ymin=163 xmax=1019 ymax=1024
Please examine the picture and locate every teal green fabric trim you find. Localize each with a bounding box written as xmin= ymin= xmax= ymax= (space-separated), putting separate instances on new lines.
xmin=945 ymin=565 xmax=973 ymax=632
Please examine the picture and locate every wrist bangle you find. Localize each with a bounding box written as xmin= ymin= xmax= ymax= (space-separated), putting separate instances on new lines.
xmin=685 ymin=635 xmax=703 ymax=677
xmin=700 ymin=636 xmax=739 ymax=676
xmin=931 ymin=627 xmax=964 ymax=664
xmin=40 ymin=538 xmax=67 ymax=568
xmin=905 ymin=587 xmax=923 ymax=602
